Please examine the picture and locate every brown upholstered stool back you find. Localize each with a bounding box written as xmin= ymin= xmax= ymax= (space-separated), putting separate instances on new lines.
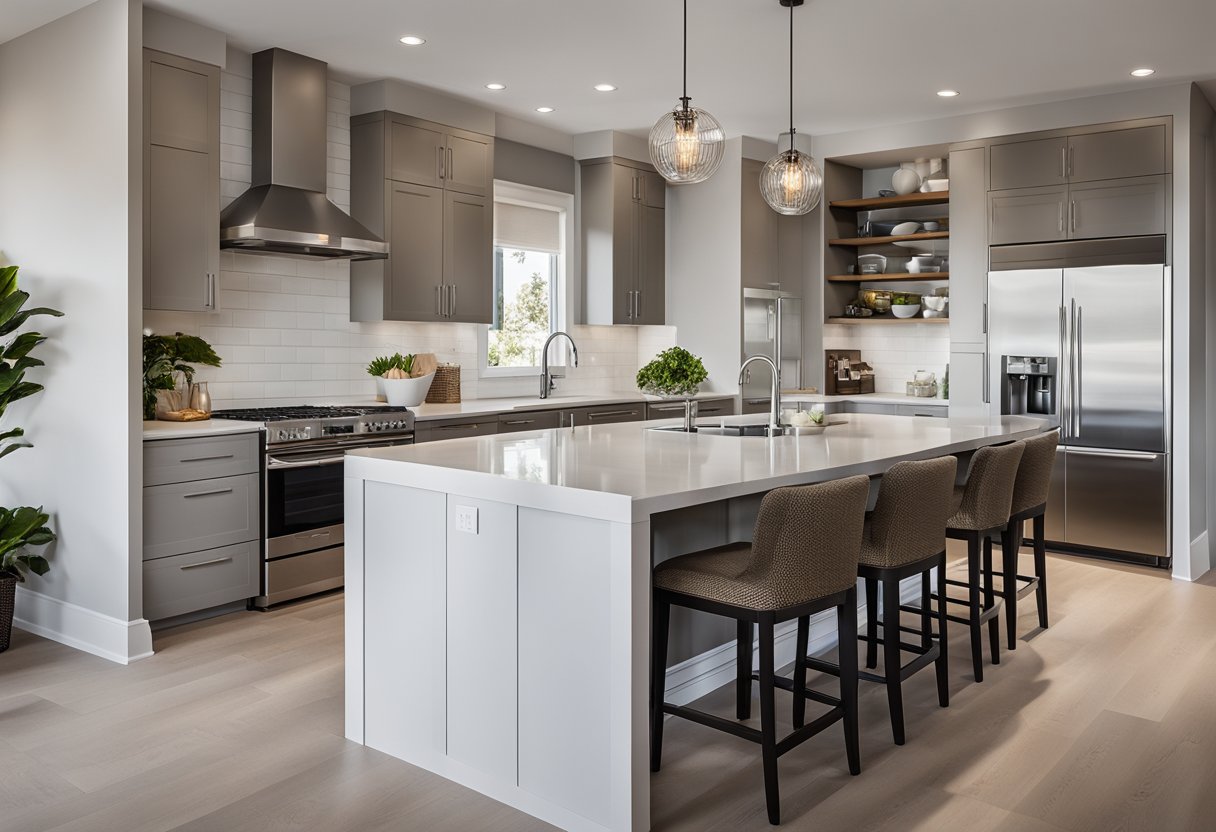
xmin=948 ymin=442 xmax=1026 ymax=532
xmin=735 ymin=475 xmax=870 ymax=609
xmin=865 ymin=456 xmax=958 ymax=568
xmin=1010 ymin=430 xmax=1060 ymax=515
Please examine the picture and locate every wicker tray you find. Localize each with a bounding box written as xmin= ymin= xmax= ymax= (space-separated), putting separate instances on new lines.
xmin=425 ymin=364 xmax=461 ymax=403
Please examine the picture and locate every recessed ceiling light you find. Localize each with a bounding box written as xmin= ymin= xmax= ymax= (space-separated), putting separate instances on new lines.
xmin=535 ymin=106 xmax=555 ymax=113
xmin=936 ymin=89 xmax=960 ymax=98
xmin=594 ymin=83 xmax=617 ymax=92
xmin=485 ymin=83 xmax=506 ymax=91
xmin=398 ymin=35 xmax=426 ymax=46
xmin=1131 ymin=67 xmax=1155 ymax=77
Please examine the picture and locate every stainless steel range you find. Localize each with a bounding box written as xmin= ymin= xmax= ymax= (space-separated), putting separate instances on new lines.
xmin=212 ymin=405 xmax=415 ymax=607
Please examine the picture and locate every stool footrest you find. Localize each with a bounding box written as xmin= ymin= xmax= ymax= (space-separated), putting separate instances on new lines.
xmin=771 ymin=673 xmax=842 ymax=708
xmin=663 ymin=697 xmax=844 ymax=760
xmin=858 ymin=633 xmax=933 ymax=655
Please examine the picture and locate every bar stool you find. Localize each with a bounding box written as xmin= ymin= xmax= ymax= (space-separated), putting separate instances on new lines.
xmin=650 ymin=476 xmax=870 ymax=826
xmin=1000 ymin=430 xmax=1060 ymax=649
xmin=848 ymin=457 xmax=956 ymax=745
xmin=940 ymin=442 xmax=1025 ymax=683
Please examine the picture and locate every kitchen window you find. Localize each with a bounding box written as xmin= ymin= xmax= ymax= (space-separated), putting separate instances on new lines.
xmin=481 ymin=183 xmax=573 ymax=376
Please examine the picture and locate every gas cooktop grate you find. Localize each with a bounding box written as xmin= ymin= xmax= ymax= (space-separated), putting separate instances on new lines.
xmin=211 ymin=405 xmax=409 ymax=423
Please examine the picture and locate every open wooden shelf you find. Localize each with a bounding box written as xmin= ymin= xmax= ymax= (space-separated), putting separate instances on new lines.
xmin=829 ymin=231 xmax=950 ymax=247
xmin=829 ymin=191 xmax=950 ymax=211
xmin=826 ymin=316 xmax=949 ymax=325
xmin=827 ymin=271 xmax=950 ymax=283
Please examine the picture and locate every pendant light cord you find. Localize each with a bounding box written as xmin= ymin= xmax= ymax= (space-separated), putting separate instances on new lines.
xmin=682 ymin=0 xmax=689 ymax=108
xmin=788 ymin=0 xmax=795 ymax=152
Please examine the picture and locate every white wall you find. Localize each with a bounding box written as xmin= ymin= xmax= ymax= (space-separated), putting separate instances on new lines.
xmin=0 ymin=0 xmax=150 ymax=662
xmin=145 ymin=47 xmax=654 ymax=406
xmin=822 ymin=322 xmax=949 ymax=396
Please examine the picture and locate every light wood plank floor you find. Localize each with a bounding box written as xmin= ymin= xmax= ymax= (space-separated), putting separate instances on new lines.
xmin=3 ymin=548 xmax=1216 ymax=831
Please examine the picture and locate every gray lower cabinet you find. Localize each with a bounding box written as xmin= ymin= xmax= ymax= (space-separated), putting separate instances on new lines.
xmin=142 ymin=432 xmax=261 ymax=621
xmin=843 ymin=401 xmax=898 ymax=416
xmin=498 ymin=410 xmax=563 ymax=433
xmin=566 ymin=404 xmax=646 ymax=426
xmin=143 ymin=541 xmax=260 ymax=622
xmin=415 ymin=418 xmax=499 ymax=443
xmin=143 ymin=48 xmax=219 ymax=312
xmin=895 ymin=403 xmax=947 ymax=418
xmin=646 ymin=397 xmax=737 ymax=421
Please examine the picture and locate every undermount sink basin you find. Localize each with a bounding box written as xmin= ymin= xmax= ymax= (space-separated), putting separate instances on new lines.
xmin=650 ymin=423 xmax=782 ymax=437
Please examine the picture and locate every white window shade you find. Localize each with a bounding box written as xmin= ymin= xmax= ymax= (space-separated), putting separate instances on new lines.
xmin=494 ymin=202 xmax=561 ymax=253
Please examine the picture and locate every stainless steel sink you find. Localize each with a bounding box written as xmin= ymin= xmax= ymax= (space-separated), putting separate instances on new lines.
xmin=650 ymin=423 xmax=783 ymax=437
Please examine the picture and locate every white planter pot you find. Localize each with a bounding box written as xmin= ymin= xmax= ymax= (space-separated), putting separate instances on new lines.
xmin=383 ymin=372 xmax=435 ymax=407
xmin=374 ymin=376 xmax=386 ymax=402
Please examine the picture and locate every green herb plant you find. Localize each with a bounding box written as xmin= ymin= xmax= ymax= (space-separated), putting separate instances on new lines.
xmin=142 ymin=332 xmax=222 ymax=420
xmin=367 ymin=353 xmax=416 ymax=377
xmin=636 ymin=347 xmax=709 ymax=397
xmin=0 ymin=264 xmax=61 ymax=583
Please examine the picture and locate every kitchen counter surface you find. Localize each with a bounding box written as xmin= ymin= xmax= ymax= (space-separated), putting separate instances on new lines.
xmin=348 ymin=412 xmax=1043 ymax=520
xmin=141 ymin=419 xmax=264 ymax=440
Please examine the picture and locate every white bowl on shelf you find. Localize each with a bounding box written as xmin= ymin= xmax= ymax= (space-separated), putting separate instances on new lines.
xmin=890 ymin=221 xmax=922 ymax=236
xmin=891 ymin=304 xmax=921 ymax=319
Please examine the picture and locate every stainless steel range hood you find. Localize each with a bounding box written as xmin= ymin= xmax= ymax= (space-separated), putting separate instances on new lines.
xmin=219 ymin=48 xmax=387 ymax=260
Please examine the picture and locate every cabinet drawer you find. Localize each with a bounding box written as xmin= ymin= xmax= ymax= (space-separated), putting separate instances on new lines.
xmin=569 ymin=405 xmax=645 ymax=426
xmin=498 ymin=410 xmax=563 ymax=433
xmin=896 ymin=404 xmax=946 ymax=418
xmin=415 ymin=418 xmax=499 ymax=443
xmin=646 ymin=397 xmax=737 ymax=420
xmin=844 ymin=402 xmax=897 ymax=415
xmin=143 ymin=473 xmax=260 ymax=560
xmin=144 ymin=432 xmax=260 ymax=486
xmin=143 ymin=540 xmax=259 ymax=621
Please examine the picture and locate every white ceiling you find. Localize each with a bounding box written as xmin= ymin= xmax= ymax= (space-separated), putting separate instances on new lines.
xmin=8 ymin=0 xmax=1216 ymax=140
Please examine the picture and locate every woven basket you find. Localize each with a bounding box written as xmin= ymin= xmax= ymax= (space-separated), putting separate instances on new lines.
xmin=0 ymin=576 xmax=16 ymax=653
xmin=425 ymin=364 xmax=461 ymax=404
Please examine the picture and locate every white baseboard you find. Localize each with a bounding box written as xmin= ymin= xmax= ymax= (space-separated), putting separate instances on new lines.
xmin=14 ymin=587 xmax=153 ymax=665
xmin=665 ymin=578 xmax=925 ymax=706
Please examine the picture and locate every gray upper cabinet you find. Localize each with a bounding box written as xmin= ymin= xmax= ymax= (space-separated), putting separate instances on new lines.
xmin=989 ymin=185 xmax=1069 ymax=246
xmin=1066 ymin=125 xmax=1166 ymax=183
xmin=351 ymin=111 xmax=494 ymax=323
xmin=581 ymin=157 xmax=666 ymax=325
xmin=143 ymin=49 xmax=220 ymax=312
xmin=1068 ymin=176 xmax=1167 ymax=240
xmin=741 ymin=159 xmax=778 ymax=289
xmin=990 ymin=136 xmax=1067 ymax=191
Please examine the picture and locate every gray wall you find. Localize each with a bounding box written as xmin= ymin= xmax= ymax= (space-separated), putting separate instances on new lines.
xmin=0 ymin=0 xmax=148 ymax=659
xmin=495 ymin=138 xmax=575 ymax=194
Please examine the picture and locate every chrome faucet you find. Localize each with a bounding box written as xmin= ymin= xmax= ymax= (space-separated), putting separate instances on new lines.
xmin=738 ymin=354 xmax=783 ymax=436
xmin=540 ymin=331 xmax=579 ymax=399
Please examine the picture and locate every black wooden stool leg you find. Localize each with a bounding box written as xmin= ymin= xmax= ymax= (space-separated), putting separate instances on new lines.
xmin=934 ymin=555 xmax=950 ymax=707
xmin=982 ymin=535 xmax=1001 ymax=666
xmin=838 ymin=587 xmax=861 ymax=776
xmin=882 ymin=574 xmax=906 ymax=745
xmin=650 ymin=599 xmax=670 ymax=773
xmin=967 ymin=533 xmax=985 ymax=683
xmin=864 ymin=576 xmax=878 ymax=669
xmin=1033 ymin=513 xmax=1049 ymax=629
xmin=792 ymin=617 xmax=809 ymax=729
xmin=1002 ymin=524 xmax=1018 ymax=650
xmin=920 ymin=570 xmax=932 ymax=653
xmin=757 ymin=616 xmax=780 ymax=825
xmin=736 ymin=620 xmax=753 ymax=720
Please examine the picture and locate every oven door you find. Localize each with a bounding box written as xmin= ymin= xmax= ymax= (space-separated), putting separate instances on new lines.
xmin=265 ymin=438 xmax=409 ymax=558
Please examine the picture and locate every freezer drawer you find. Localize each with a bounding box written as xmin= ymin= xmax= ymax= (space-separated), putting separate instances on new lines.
xmin=1061 ymin=448 xmax=1168 ymax=558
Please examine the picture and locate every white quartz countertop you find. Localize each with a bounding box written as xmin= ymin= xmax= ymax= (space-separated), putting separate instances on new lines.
xmin=142 ymin=419 xmax=264 ymax=440
xmin=347 ymin=413 xmax=1048 ymax=521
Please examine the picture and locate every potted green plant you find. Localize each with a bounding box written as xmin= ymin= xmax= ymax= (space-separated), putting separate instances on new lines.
xmin=636 ymin=347 xmax=709 ymax=398
xmin=0 ymin=264 xmax=62 ymax=652
xmin=142 ymin=331 xmax=222 ymax=420
xmin=367 ymin=352 xmax=416 ymax=401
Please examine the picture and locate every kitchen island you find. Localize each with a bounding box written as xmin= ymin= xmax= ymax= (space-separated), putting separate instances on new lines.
xmin=343 ymin=413 xmax=1047 ymax=832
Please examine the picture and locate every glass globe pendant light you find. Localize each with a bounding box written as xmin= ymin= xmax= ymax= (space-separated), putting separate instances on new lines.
xmin=760 ymin=0 xmax=823 ymax=215
xmin=648 ymin=0 xmax=725 ymax=184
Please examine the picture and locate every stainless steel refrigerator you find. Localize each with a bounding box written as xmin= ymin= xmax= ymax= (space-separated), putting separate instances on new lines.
xmin=742 ymin=288 xmax=801 ymax=413
xmin=988 ymin=258 xmax=1169 ymax=566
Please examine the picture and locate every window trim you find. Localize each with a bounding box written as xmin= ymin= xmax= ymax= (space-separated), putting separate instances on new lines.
xmin=479 ymin=181 xmax=575 ymax=379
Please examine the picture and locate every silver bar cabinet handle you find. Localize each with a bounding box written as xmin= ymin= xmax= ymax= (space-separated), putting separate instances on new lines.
xmin=1070 ymin=201 xmax=1077 ymax=233
xmin=181 ymin=556 xmax=233 ymax=570
xmin=181 ymin=454 xmax=234 ymax=463
xmin=183 ymin=487 xmax=233 ymax=499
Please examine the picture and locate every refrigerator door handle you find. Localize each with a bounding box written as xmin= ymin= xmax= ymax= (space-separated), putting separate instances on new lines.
xmin=1058 ymin=304 xmax=1068 ymax=437
xmin=1066 ymin=448 xmax=1160 ymax=461
xmin=1074 ymin=305 xmax=1083 ymax=438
